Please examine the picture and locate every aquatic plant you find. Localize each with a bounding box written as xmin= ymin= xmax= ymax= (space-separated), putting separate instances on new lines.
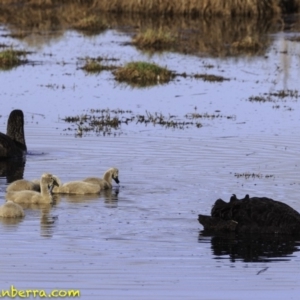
xmin=62 ymin=107 xmax=234 ymax=136
xmin=234 ymin=173 xmax=274 ymax=179
xmin=114 ymin=61 xmax=174 ymax=87
xmin=193 ymin=73 xmax=230 ymax=82
xmin=268 ymin=89 xmax=299 ymax=98
xmin=79 ymin=56 xmax=119 ymax=73
xmin=185 ymin=112 xmax=235 ymax=120
xmin=248 ymin=89 xmax=299 ymax=103
xmin=0 ymin=49 xmax=27 ymax=70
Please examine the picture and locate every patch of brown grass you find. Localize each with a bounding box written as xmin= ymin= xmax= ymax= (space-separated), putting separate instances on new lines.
xmin=72 ymin=15 xmax=108 ymax=34
xmin=1 ymin=0 xmax=300 ymax=15
xmin=132 ymin=29 xmax=176 ymax=51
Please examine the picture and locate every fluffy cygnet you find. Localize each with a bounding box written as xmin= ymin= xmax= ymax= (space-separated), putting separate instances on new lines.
xmin=83 ymin=167 xmax=119 ymax=189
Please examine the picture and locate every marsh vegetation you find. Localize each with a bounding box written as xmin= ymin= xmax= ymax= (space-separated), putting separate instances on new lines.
xmin=81 ymin=57 xmax=118 ymax=73
xmin=0 ymin=49 xmax=28 ymax=70
xmin=114 ymin=61 xmax=174 ymax=87
xmin=248 ymin=90 xmax=300 ymax=103
xmin=234 ymin=173 xmax=275 ymax=179
xmin=62 ymin=108 xmax=237 ymax=136
xmin=1 ymin=0 xmax=300 ymax=16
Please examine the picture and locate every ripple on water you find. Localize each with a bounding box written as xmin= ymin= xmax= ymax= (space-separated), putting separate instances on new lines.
xmin=0 ymin=127 xmax=300 ymax=298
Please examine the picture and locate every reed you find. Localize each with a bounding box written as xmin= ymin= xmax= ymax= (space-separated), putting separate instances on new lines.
xmin=0 ymin=49 xmax=27 ymax=69
xmin=72 ymin=15 xmax=108 ymax=34
xmin=132 ymin=29 xmax=176 ymax=51
xmin=2 ymin=0 xmax=299 ymax=15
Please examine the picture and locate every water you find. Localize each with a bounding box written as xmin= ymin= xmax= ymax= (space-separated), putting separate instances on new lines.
xmin=0 ymin=11 xmax=300 ymax=300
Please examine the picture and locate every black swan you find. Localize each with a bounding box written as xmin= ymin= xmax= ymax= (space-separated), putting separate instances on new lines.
xmin=0 ymin=109 xmax=26 ymax=158
xmin=198 ymin=194 xmax=300 ymax=235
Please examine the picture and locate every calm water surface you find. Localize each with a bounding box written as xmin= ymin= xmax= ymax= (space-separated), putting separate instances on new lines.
xmin=0 ymin=15 xmax=300 ymax=299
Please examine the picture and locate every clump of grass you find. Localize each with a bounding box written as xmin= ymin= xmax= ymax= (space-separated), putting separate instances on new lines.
xmin=0 ymin=49 xmax=27 ymax=70
xmin=81 ymin=57 xmax=118 ymax=73
xmin=72 ymin=16 xmax=108 ymax=34
xmin=114 ymin=61 xmax=174 ymax=87
xmin=132 ymin=29 xmax=176 ymax=51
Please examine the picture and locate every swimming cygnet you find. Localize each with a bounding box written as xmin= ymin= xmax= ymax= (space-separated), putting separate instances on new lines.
xmin=6 ymin=179 xmax=40 ymax=192
xmin=51 ymin=176 xmax=101 ymax=194
xmin=6 ymin=173 xmax=58 ymax=204
xmin=82 ymin=167 xmax=120 ymax=189
xmin=0 ymin=200 xmax=24 ymax=218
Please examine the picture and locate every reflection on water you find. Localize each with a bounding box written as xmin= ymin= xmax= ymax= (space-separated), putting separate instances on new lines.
xmin=0 ymin=157 xmax=25 ymax=183
xmin=103 ymin=187 xmax=119 ymax=208
xmin=1 ymin=3 xmax=299 ymax=57
xmin=52 ymin=187 xmax=119 ymax=208
xmin=0 ymin=215 xmax=24 ymax=226
xmin=40 ymin=208 xmax=58 ymax=238
xmin=199 ymin=232 xmax=300 ymax=263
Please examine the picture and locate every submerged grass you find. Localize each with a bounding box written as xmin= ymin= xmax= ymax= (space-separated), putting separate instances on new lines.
xmin=0 ymin=49 xmax=28 ymax=70
xmin=234 ymin=173 xmax=274 ymax=179
xmin=62 ymin=108 xmax=235 ymax=136
xmin=248 ymin=89 xmax=299 ymax=103
xmin=114 ymin=61 xmax=174 ymax=87
xmin=82 ymin=59 xmax=117 ymax=73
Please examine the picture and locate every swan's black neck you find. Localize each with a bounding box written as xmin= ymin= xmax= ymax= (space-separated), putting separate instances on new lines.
xmin=6 ymin=110 xmax=27 ymax=151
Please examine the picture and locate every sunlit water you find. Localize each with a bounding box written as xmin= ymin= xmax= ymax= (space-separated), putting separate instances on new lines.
xmin=0 ymin=17 xmax=300 ymax=299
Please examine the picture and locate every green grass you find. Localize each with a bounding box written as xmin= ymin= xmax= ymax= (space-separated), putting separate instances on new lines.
xmin=114 ymin=61 xmax=174 ymax=87
xmin=82 ymin=60 xmax=113 ymax=73
xmin=0 ymin=49 xmax=27 ymax=70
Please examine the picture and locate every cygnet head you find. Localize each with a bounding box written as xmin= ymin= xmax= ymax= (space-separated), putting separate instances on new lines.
xmin=111 ymin=168 xmax=120 ymax=184
xmin=42 ymin=173 xmax=60 ymax=191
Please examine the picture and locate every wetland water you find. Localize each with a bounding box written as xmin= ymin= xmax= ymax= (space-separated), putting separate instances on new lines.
xmin=0 ymin=10 xmax=300 ymax=300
